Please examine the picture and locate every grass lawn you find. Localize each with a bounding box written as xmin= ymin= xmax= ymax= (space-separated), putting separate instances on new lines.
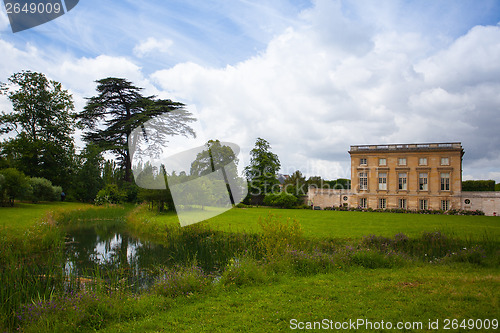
xmin=0 ymin=202 xmax=89 ymax=236
xmin=148 ymin=207 xmax=500 ymax=240
xmin=101 ymin=265 xmax=499 ymax=332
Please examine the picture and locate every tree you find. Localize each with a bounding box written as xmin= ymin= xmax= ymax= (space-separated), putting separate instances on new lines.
xmin=190 ymin=140 xmax=240 ymax=205
xmin=244 ymin=138 xmax=281 ymax=195
xmin=0 ymin=71 xmax=76 ymax=188
xmin=462 ymin=180 xmax=495 ymax=192
xmin=283 ymin=170 xmax=307 ymax=197
xmin=0 ymin=168 xmax=29 ymax=206
xmin=78 ymin=77 xmax=195 ymax=182
xmin=73 ymin=144 xmax=105 ymax=202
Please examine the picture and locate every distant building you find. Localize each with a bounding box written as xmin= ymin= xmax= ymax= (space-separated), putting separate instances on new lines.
xmin=308 ymin=142 xmax=500 ymax=216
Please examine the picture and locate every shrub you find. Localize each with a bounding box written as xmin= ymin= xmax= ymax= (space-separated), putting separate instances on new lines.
xmin=263 ymin=192 xmax=298 ymax=208
xmin=0 ymin=168 xmax=29 ymax=206
xmin=28 ymin=177 xmax=61 ymax=202
xmin=220 ymin=256 xmax=269 ymax=286
xmin=94 ymin=184 xmax=125 ymax=205
xmin=153 ymin=263 xmax=211 ymax=298
xmin=258 ymin=213 xmax=304 ymax=258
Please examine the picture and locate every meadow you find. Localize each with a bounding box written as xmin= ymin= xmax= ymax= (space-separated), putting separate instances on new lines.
xmin=1 ymin=203 xmax=499 ymax=332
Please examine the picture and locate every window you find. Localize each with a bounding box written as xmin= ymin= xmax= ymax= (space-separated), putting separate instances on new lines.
xmin=379 ymin=158 xmax=387 ymax=166
xmin=419 ymin=173 xmax=428 ymax=191
xmin=419 ymin=157 xmax=427 ymax=165
xmin=398 ymin=157 xmax=406 ymax=166
xmin=398 ymin=173 xmax=407 ymax=190
xmin=399 ymin=198 xmax=407 ymax=209
xmin=441 ymin=200 xmax=450 ymax=211
xmin=359 ymin=172 xmax=368 ymax=190
xmin=419 ymin=199 xmax=428 ymax=210
xmin=378 ymin=173 xmax=387 ymax=190
xmin=379 ymin=198 xmax=387 ymax=209
xmin=360 ymin=158 xmax=367 ymax=165
xmin=440 ymin=172 xmax=450 ymax=191
xmin=441 ymin=157 xmax=449 ymax=165
xmin=359 ymin=198 xmax=367 ymax=209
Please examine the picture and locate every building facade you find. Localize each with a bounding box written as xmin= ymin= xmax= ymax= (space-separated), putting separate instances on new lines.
xmin=308 ymin=142 xmax=500 ymax=216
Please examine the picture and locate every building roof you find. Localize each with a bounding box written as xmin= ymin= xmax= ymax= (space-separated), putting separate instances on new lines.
xmin=349 ymin=142 xmax=463 ymax=154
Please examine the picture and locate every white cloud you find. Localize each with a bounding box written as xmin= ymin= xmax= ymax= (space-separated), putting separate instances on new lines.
xmin=0 ymin=8 xmax=9 ymax=32
xmin=133 ymin=37 xmax=173 ymax=58
xmin=150 ymin=4 xmax=500 ymax=180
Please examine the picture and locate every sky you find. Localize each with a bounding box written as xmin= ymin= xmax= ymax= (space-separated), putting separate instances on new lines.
xmin=1 ymin=0 xmax=500 ymax=181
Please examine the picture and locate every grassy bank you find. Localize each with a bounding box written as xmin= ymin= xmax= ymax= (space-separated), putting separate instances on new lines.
xmin=1 ymin=204 xmax=499 ymax=332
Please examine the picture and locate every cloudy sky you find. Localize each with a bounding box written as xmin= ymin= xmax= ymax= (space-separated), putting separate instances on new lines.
xmin=1 ymin=0 xmax=500 ymax=181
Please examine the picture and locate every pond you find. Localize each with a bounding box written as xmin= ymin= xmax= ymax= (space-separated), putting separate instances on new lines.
xmin=64 ymin=222 xmax=174 ymax=292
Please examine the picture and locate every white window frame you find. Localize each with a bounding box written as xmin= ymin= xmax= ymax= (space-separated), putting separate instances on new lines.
xmin=359 ymin=172 xmax=368 ymax=190
xmin=419 ymin=199 xmax=428 ymax=210
xmin=419 ymin=173 xmax=428 ymax=191
xmin=441 ymin=157 xmax=450 ymax=166
xmin=379 ymin=198 xmax=387 ymax=209
xmin=419 ymin=157 xmax=427 ymax=166
xmin=378 ymin=172 xmax=387 ymax=190
xmin=359 ymin=198 xmax=367 ymax=209
xmin=398 ymin=157 xmax=406 ymax=166
xmin=360 ymin=158 xmax=367 ymax=166
xmin=379 ymin=158 xmax=387 ymax=166
xmin=399 ymin=198 xmax=407 ymax=209
xmin=398 ymin=173 xmax=407 ymax=190
xmin=441 ymin=200 xmax=450 ymax=211
xmin=440 ymin=172 xmax=450 ymax=191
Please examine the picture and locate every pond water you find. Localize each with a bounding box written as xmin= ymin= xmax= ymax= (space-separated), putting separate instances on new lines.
xmin=64 ymin=222 xmax=173 ymax=291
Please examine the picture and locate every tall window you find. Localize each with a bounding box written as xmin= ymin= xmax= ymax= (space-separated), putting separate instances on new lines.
xmin=359 ymin=172 xmax=368 ymax=190
xmin=419 ymin=173 xmax=428 ymax=191
xmin=399 ymin=198 xmax=407 ymax=209
xmin=440 ymin=172 xmax=450 ymax=191
xmin=398 ymin=173 xmax=407 ymax=190
xmin=360 ymin=158 xmax=367 ymax=165
xmin=359 ymin=198 xmax=367 ymax=209
xmin=419 ymin=199 xmax=428 ymax=210
xmin=441 ymin=200 xmax=450 ymax=211
xmin=378 ymin=173 xmax=387 ymax=190
xmin=441 ymin=157 xmax=449 ymax=165
xmin=419 ymin=157 xmax=427 ymax=165
xmin=398 ymin=157 xmax=406 ymax=166
xmin=379 ymin=198 xmax=387 ymax=209
xmin=379 ymin=158 xmax=387 ymax=166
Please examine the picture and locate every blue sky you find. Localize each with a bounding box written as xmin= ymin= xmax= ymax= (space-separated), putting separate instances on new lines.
xmin=1 ymin=0 xmax=500 ymax=181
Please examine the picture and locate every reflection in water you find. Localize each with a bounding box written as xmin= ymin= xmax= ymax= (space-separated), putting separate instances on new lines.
xmin=64 ymin=223 xmax=173 ymax=291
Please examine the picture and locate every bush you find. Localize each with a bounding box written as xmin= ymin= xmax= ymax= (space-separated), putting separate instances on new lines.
xmin=94 ymin=184 xmax=125 ymax=205
xmin=220 ymin=256 xmax=269 ymax=286
xmin=153 ymin=263 xmax=211 ymax=298
xmin=0 ymin=168 xmax=29 ymax=206
xmin=258 ymin=213 xmax=304 ymax=258
xmin=263 ymin=192 xmax=298 ymax=208
xmin=28 ymin=177 xmax=61 ymax=202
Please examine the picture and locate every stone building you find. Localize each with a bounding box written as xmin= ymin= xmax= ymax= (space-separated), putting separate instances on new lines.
xmin=308 ymin=142 xmax=500 ymax=216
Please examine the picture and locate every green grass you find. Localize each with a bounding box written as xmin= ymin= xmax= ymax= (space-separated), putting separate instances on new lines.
xmin=0 ymin=202 xmax=90 ymax=236
xmin=143 ymin=207 xmax=500 ymax=240
xmin=98 ymin=265 xmax=499 ymax=332
xmin=2 ymin=204 xmax=499 ymax=332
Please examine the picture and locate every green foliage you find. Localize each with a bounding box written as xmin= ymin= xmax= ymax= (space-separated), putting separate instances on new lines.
xmin=94 ymin=184 xmax=126 ymax=205
xmin=244 ymin=138 xmax=281 ymax=195
xmin=153 ymin=263 xmax=212 ymax=298
xmin=0 ymin=168 xmax=29 ymax=206
xmin=78 ymin=77 xmax=194 ymax=182
xmin=462 ymin=179 xmax=495 ymax=191
xmin=495 ymin=183 xmax=500 ymax=191
xmin=220 ymin=256 xmax=269 ymax=287
xmin=258 ymin=213 xmax=304 ymax=258
xmin=73 ymin=144 xmax=104 ymax=202
xmin=263 ymin=191 xmax=298 ymax=208
xmin=28 ymin=177 xmax=61 ymax=203
xmin=282 ymin=170 xmax=307 ymax=196
xmin=0 ymin=71 xmax=76 ymax=189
